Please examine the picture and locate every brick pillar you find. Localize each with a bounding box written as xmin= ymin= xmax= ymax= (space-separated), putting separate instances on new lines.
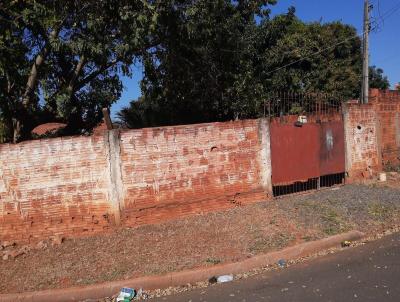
xmin=343 ymin=103 xmax=352 ymax=177
xmin=343 ymin=102 xmax=381 ymax=181
xmin=104 ymin=129 xmax=124 ymax=225
xmin=257 ymin=118 xmax=273 ymax=196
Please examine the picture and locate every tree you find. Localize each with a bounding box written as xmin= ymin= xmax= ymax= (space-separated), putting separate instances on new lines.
xmin=0 ymin=6 xmax=31 ymax=143
xmin=369 ymin=66 xmax=390 ymax=90
xmin=259 ymin=13 xmax=362 ymax=99
xmin=0 ymin=0 xmax=157 ymax=142
xmin=139 ymin=0 xmax=275 ymax=124
xmin=118 ymin=0 xmax=277 ymax=128
xmin=118 ymin=7 xmax=363 ymax=128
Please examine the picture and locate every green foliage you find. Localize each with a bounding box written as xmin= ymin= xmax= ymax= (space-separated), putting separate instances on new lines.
xmin=1 ymin=1 xmax=391 ymax=140
xmin=369 ymin=66 xmax=390 ymax=90
xmin=260 ymin=14 xmax=363 ymax=99
xmin=0 ymin=7 xmax=30 ymax=142
xmin=0 ymin=0 xmax=157 ymax=142
xmin=119 ymin=0 xmax=276 ymax=128
xmin=118 ymin=6 xmax=364 ymax=128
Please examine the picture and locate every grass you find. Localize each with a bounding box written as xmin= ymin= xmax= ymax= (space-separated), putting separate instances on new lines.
xmin=297 ymin=200 xmax=351 ymax=236
xmin=205 ymin=258 xmax=221 ymax=265
xmin=322 ymin=208 xmax=347 ymax=235
xmin=301 ymin=235 xmax=315 ymax=242
xmin=368 ymin=203 xmax=393 ymax=220
xmin=249 ymin=233 xmax=294 ymax=254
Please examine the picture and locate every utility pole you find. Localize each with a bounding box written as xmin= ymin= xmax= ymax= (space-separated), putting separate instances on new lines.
xmin=361 ymin=0 xmax=370 ymax=104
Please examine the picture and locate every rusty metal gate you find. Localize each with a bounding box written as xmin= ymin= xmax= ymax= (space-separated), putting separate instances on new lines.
xmin=266 ymin=92 xmax=345 ymax=196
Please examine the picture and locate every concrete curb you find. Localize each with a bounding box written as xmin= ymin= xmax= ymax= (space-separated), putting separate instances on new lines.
xmin=0 ymin=230 xmax=364 ymax=302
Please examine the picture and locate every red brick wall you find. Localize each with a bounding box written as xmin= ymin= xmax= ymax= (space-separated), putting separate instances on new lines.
xmin=3 ymin=94 xmax=400 ymax=244
xmin=344 ymin=103 xmax=381 ymax=180
xmin=370 ymin=89 xmax=400 ymax=168
xmin=119 ymin=119 xmax=270 ymax=226
xmin=0 ymin=135 xmax=115 ymax=244
xmin=0 ymin=120 xmax=271 ymax=244
xmin=3 ymin=95 xmax=400 ymax=244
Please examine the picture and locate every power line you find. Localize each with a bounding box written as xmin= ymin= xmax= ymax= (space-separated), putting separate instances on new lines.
xmin=375 ymin=0 xmax=384 ymax=28
xmin=370 ymin=0 xmax=400 ymax=33
xmin=370 ymin=0 xmax=383 ymax=33
xmin=374 ymin=0 xmax=400 ymax=19
xmin=263 ymin=35 xmax=359 ymax=76
xmin=264 ymin=0 xmax=400 ymax=77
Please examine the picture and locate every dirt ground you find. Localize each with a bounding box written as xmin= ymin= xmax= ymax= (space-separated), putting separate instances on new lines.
xmin=1 ymin=183 xmax=400 ymax=294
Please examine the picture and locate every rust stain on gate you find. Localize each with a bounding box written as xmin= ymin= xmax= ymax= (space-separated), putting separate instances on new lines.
xmin=320 ymin=121 xmax=345 ymax=176
xmin=270 ymin=119 xmax=345 ymax=186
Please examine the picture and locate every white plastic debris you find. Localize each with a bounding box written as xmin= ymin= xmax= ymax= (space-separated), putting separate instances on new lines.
xmin=297 ymin=115 xmax=307 ymax=124
xmin=217 ymin=275 xmax=234 ymax=283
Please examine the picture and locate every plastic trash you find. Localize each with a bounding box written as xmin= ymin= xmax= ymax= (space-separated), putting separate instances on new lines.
xmin=341 ymin=240 xmax=351 ymax=247
xmin=277 ymin=259 xmax=287 ymax=267
xmin=136 ymin=288 xmax=148 ymax=300
xmin=217 ymin=275 xmax=234 ymax=283
xmin=116 ymin=287 xmax=136 ymax=302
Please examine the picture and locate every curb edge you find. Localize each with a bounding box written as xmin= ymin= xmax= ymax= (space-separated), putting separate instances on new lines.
xmin=0 ymin=230 xmax=365 ymax=302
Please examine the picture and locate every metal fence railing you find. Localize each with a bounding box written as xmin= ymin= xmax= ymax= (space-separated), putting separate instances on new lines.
xmin=262 ymin=92 xmax=343 ymax=118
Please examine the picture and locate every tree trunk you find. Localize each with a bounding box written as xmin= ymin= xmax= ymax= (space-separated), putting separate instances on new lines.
xmin=22 ymin=29 xmax=59 ymax=107
xmin=22 ymin=49 xmax=49 ymax=107
xmin=16 ymin=29 xmax=60 ymax=142
xmin=12 ymin=118 xmax=21 ymax=144
xmin=67 ymin=55 xmax=86 ymax=94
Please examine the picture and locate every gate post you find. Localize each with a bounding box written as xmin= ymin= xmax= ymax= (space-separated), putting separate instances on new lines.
xmin=342 ymin=103 xmax=351 ymax=179
xmin=257 ymin=118 xmax=273 ymax=196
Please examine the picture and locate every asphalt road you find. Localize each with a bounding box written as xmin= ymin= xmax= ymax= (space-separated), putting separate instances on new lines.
xmin=153 ymin=232 xmax=400 ymax=302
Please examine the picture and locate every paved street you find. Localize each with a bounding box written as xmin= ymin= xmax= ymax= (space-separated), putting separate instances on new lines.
xmin=153 ymin=232 xmax=400 ymax=302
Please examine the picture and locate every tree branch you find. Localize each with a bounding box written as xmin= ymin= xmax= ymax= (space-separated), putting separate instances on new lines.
xmin=5 ymin=75 xmax=14 ymax=95
xmin=22 ymin=28 xmax=60 ymax=107
xmin=67 ymin=55 xmax=86 ymax=94
xmin=74 ymin=40 xmax=161 ymax=91
xmin=74 ymin=59 xmax=119 ymax=91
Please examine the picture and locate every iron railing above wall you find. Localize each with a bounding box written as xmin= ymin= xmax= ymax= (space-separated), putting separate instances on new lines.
xmin=263 ymin=92 xmax=344 ymax=118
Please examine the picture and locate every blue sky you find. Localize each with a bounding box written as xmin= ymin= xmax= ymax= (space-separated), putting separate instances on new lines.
xmin=111 ymin=0 xmax=400 ymax=116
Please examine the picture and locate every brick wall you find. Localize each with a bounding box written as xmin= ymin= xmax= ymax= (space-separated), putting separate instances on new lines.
xmin=1 ymin=94 xmax=398 ymax=244
xmin=119 ymin=119 xmax=271 ymax=226
xmin=0 ymin=119 xmax=271 ymax=244
xmin=371 ymin=89 xmax=400 ymax=168
xmin=0 ymin=134 xmax=115 ymax=243
xmin=344 ymin=102 xmax=381 ymax=180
